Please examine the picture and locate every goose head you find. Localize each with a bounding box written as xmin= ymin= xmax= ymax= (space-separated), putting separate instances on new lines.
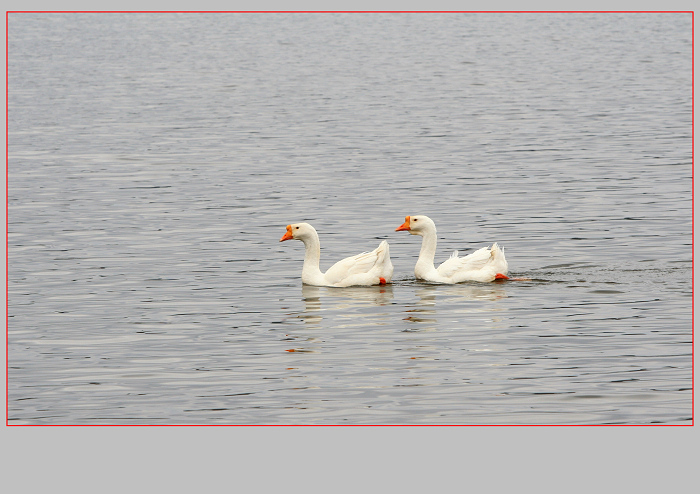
xmin=280 ymin=222 xmax=317 ymax=242
xmin=395 ymin=215 xmax=436 ymax=236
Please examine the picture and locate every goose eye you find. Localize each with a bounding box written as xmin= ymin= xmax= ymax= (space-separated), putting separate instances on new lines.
xmin=295 ymin=226 xmax=300 ymax=229
xmin=413 ymin=218 xmax=417 ymax=221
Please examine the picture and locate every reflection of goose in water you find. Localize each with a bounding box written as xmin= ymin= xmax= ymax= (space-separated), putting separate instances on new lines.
xmin=421 ymin=283 xmax=508 ymax=303
xmin=283 ymin=284 xmax=396 ymax=353
xmin=403 ymin=283 xmax=508 ymax=332
xmin=302 ymin=284 xmax=394 ymax=307
xmin=297 ymin=284 xmax=395 ymax=328
xmin=403 ymin=284 xmax=438 ymax=330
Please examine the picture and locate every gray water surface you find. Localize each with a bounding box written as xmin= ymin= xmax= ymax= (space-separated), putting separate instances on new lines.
xmin=7 ymin=13 xmax=693 ymax=424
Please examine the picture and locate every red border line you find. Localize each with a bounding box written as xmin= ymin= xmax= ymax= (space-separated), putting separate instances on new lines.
xmin=3 ymin=11 xmax=697 ymax=14
xmin=692 ymin=10 xmax=695 ymax=427
xmin=5 ymin=11 xmax=9 ymax=427
xmin=16 ymin=422 xmax=690 ymax=426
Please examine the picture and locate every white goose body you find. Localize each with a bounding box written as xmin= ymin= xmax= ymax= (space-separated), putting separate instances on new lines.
xmin=396 ymin=215 xmax=508 ymax=283
xmin=280 ymin=222 xmax=393 ymax=287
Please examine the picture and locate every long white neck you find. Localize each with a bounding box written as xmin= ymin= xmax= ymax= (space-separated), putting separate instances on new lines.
xmin=300 ymin=231 xmax=324 ymax=282
xmin=415 ymin=227 xmax=438 ymax=276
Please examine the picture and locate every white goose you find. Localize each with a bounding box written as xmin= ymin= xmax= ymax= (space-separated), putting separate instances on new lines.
xmin=395 ymin=215 xmax=509 ymax=283
xmin=280 ymin=222 xmax=393 ymax=287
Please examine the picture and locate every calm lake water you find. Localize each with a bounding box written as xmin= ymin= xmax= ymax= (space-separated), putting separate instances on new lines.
xmin=7 ymin=12 xmax=693 ymax=425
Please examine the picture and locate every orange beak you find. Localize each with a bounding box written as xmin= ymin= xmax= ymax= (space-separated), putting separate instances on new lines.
xmin=280 ymin=225 xmax=294 ymax=242
xmin=395 ymin=216 xmax=411 ymax=232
